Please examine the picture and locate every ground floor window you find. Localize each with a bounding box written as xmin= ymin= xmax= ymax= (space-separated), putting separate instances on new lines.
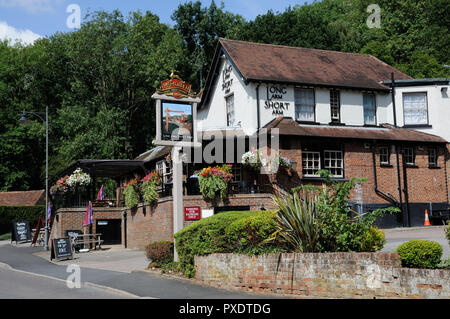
xmin=403 ymin=147 xmax=415 ymax=166
xmin=379 ymin=146 xmax=390 ymax=165
xmin=302 ymin=151 xmax=321 ymax=177
xmin=324 ymin=150 xmax=343 ymax=177
xmin=428 ymin=148 xmax=437 ymax=167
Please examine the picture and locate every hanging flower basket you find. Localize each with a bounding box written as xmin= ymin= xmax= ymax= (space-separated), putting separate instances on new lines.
xmin=197 ymin=165 xmax=233 ymax=200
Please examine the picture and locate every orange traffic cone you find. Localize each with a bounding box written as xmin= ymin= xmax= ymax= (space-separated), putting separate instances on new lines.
xmin=424 ymin=209 xmax=431 ymax=226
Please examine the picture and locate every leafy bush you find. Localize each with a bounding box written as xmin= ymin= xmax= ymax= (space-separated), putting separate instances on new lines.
xmin=360 ymin=227 xmax=386 ymax=252
xmin=270 ymin=190 xmax=320 ymax=252
xmin=445 ymin=220 xmax=450 ymax=245
xmin=0 ymin=205 xmax=45 ymax=234
xmin=396 ymin=240 xmax=443 ymax=269
xmin=225 ymin=210 xmax=282 ymax=254
xmin=174 ymin=211 xmax=277 ymax=277
xmin=437 ymin=258 xmax=450 ymax=270
xmin=145 ymin=241 xmax=174 ymax=265
xmin=293 ymin=170 xmax=399 ymax=252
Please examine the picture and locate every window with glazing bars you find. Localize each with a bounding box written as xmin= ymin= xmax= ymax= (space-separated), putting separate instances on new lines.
xmin=403 ymin=147 xmax=415 ymax=165
xmin=363 ymin=93 xmax=376 ymax=125
xmin=302 ymin=151 xmax=321 ymax=177
xmin=403 ymin=92 xmax=428 ymax=125
xmin=324 ymin=150 xmax=343 ymax=177
xmin=428 ymin=148 xmax=437 ymax=167
xmin=330 ymin=90 xmax=340 ymax=123
xmin=226 ymin=94 xmax=235 ymax=126
xmin=295 ymin=88 xmax=315 ymax=122
xmin=379 ymin=146 xmax=390 ymax=165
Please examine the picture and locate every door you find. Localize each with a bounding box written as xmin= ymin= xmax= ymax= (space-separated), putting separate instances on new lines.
xmin=96 ymin=219 xmax=121 ymax=245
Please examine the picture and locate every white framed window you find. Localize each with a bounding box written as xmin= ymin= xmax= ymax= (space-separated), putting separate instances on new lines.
xmin=295 ymin=88 xmax=315 ymax=122
xmin=330 ymin=90 xmax=340 ymax=123
xmin=403 ymin=147 xmax=415 ymax=166
xmin=379 ymin=146 xmax=390 ymax=165
xmin=302 ymin=151 xmax=321 ymax=177
xmin=428 ymin=148 xmax=437 ymax=167
xmin=363 ymin=93 xmax=376 ymax=125
xmin=226 ymin=94 xmax=235 ymax=126
xmin=403 ymin=92 xmax=428 ymax=125
xmin=324 ymin=150 xmax=343 ymax=177
xmin=156 ymin=160 xmax=172 ymax=184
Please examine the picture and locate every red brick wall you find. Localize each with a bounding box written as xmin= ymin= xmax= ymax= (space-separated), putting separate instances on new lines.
xmin=276 ymin=141 xmax=448 ymax=205
xmin=50 ymin=207 xmax=123 ymax=240
xmin=195 ymin=253 xmax=450 ymax=299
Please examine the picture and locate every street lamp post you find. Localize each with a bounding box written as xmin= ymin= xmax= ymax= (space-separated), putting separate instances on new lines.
xmin=19 ymin=106 xmax=49 ymax=250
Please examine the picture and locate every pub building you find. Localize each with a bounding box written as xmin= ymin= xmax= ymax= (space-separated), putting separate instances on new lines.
xmin=49 ymin=38 xmax=449 ymax=250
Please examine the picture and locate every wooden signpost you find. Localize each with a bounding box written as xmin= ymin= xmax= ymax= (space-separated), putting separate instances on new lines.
xmin=50 ymin=238 xmax=73 ymax=261
xmin=11 ymin=221 xmax=31 ymax=244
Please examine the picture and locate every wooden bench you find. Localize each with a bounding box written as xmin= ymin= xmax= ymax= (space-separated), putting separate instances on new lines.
xmin=429 ymin=209 xmax=450 ymax=225
xmin=71 ymin=233 xmax=103 ymax=251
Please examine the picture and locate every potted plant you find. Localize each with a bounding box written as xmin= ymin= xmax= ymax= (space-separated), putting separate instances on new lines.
xmin=197 ymin=164 xmax=233 ymax=200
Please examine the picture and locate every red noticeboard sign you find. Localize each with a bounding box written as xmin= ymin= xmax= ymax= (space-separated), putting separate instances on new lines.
xmin=184 ymin=206 xmax=201 ymax=221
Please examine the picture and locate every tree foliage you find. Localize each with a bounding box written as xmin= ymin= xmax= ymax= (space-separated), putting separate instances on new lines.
xmin=0 ymin=1 xmax=447 ymax=191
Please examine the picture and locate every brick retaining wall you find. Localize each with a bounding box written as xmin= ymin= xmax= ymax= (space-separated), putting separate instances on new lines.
xmin=194 ymin=253 xmax=450 ymax=299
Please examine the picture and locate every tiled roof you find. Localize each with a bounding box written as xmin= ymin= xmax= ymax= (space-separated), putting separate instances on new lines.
xmin=265 ymin=117 xmax=447 ymax=143
xmin=220 ymin=38 xmax=412 ymax=91
xmin=0 ymin=190 xmax=45 ymax=206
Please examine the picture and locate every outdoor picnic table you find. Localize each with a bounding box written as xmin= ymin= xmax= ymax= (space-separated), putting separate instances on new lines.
xmin=71 ymin=233 xmax=103 ymax=251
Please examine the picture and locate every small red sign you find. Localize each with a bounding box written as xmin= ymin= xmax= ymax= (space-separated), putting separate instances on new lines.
xmin=184 ymin=206 xmax=201 ymax=221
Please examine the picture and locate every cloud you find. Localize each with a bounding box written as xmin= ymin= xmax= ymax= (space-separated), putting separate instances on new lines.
xmin=0 ymin=0 xmax=63 ymax=14
xmin=0 ymin=21 xmax=41 ymax=45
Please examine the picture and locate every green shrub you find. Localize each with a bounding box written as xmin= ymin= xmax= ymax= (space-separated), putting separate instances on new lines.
xmin=445 ymin=220 xmax=450 ymax=245
xmin=145 ymin=241 xmax=174 ymax=265
xmin=174 ymin=211 xmax=271 ymax=277
xmin=360 ymin=227 xmax=386 ymax=252
xmin=0 ymin=205 xmax=45 ymax=234
xmin=294 ymin=170 xmax=399 ymax=252
xmin=437 ymin=258 xmax=450 ymax=269
xmin=225 ymin=210 xmax=283 ymax=254
xmin=396 ymin=240 xmax=443 ymax=269
xmin=270 ymin=190 xmax=320 ymax=252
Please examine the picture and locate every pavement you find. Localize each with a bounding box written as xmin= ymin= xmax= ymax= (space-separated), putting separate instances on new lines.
xmin=381 ymin=225 xmax=449 ymax=258
xmin=0 ymin=242 xmax=271 ymax=299
xmin=0 ymin=225 xmax=447 ymax=299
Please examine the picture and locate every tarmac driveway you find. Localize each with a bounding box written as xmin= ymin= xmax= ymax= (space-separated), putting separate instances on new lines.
xmin=381 ymin=226 xmax=449 ymax=258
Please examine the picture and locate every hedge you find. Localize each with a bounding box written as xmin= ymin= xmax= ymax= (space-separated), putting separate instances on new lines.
xmin=174 ymin=211 xmax=284 ymax=277
xmin=0 ymin=206 xmax=45 ymax=235
xmin=396 ymin=240 xmax=443 ymax=269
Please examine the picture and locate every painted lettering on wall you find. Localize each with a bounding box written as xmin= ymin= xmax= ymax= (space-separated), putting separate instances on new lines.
xmin=265 ymin=85 xmax=289 ymax=116
xmin=222 ymin=64 xmax=233 ymax=94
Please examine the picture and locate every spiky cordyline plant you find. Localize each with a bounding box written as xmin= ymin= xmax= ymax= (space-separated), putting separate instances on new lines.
xmin=270 ymin=190 xmax=320 ymax=253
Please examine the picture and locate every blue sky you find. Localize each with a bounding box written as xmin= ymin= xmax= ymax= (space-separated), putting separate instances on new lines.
xmin=0 ymin=0 xmax=313 ymax=44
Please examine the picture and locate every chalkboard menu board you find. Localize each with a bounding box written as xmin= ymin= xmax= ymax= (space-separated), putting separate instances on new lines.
xmin=11 ymin=221 xmax=31 ymax=243
xmin=51 ymin=238 xmax=73 ymax=261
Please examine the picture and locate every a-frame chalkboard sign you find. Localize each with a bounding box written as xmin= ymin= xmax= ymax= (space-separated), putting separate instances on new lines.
xmin=11 ymin=221 xmax=32 ymax=244
xmin=50 ymin=238 xmax=73 ymax=261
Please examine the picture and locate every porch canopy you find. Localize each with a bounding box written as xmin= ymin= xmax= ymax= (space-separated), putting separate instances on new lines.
xmin=59 ymin=159 xmax=147 ymax=179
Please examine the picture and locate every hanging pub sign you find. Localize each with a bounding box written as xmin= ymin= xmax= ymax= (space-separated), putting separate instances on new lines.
xmin=152 ymin=71 xmax=201 ymax=148
xmin=161 ymin=101 xmax=193 ymax=142
xmin=156 ymin=71 xmax=197 ymax=99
